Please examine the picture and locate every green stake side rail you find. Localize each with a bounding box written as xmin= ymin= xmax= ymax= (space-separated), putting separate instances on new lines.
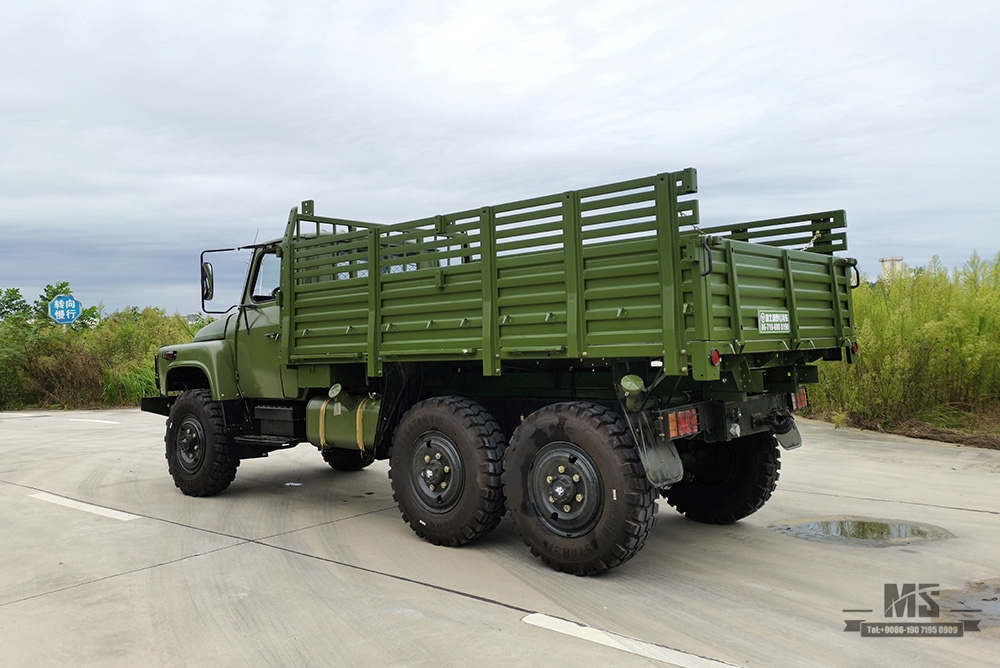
xmin=282 ymin=168 xmax=854 ymax=383
xmin=143 ymin=167 xmax=858 ymax=575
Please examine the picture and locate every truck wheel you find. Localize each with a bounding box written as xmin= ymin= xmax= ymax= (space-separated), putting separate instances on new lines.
xmin=322 ymin=449 xmax=375 ymax=471
xmin=388 ymin=397 xmax=506 ymax=546
xmin=503 ymin=402 xmax=656 ymax=575
xmin=165 ymin=389 xmax=239 ymax=496
xmin=663 ymin=432 xmax=780 ymax=524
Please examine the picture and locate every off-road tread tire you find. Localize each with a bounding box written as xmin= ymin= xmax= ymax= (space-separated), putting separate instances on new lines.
xmin=388 ymin=397 xmax=506 ymax=547
xmin=165 ymin=389 xmax=239 ymax=497
xmin=664 ymin=432 xmax=780 ymax=524
xmin=322 ymin=449 xmax=376 ymax=471
xmin=504 ymin=402 xmax=656 ymax=576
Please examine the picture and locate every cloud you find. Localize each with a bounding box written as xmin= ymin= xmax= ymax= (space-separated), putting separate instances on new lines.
xmin=1 ymin=0 xmax=998 ymax=314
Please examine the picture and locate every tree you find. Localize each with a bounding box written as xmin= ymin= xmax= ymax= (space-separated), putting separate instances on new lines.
xmin=0 ymin=288 xmax=30 ymax=320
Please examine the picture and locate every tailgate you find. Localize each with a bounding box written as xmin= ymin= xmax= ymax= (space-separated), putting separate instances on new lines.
xmin=680 ymin=219 xmax=856 ymax=381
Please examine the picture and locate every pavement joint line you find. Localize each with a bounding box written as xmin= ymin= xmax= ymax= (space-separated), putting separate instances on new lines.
xmin=0 ymin=543 xmax=243 ymax=609
xmin=248 ymin=505 xmax=398 ymax=542
xmin=522 ymin=613 xmax=739 ymax=668
xmin=256 ymin=540 xmax=535 ymax=614
xmin=783 ymin=488 xmax=1000 ymax=515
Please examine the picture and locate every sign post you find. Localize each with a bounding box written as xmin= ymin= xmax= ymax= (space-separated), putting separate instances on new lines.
xmin=48 ymin=294 xmax=82 ymax=326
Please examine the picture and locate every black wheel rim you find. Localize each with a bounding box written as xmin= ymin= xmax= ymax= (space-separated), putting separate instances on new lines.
xmin=528 ymin=441 xmax=604 ymax=538
xmin=407 ymin=431 xmax=464 ymax=514
xmin=175 ymin=415 xmax=206 ymax=474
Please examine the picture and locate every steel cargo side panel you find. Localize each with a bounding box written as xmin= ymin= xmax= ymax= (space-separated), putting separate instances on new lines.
xmin=496 ymin=250 xmax=569 ymax=356
xmin=379 ymin=265 xmax=484 ymax=359
xmin=288 ymin=230 xmax=372 ymax=362
xmin=582 ymin=238 xmax=665 ymax=357
xmin=376 ymin=211 xmax=486 ymax=364
xmin=574 ymin=173 xmax=694 ymax=361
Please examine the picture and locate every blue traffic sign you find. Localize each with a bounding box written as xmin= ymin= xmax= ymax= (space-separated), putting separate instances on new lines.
xmin=48 ymin=294 xmax=82 ymax=325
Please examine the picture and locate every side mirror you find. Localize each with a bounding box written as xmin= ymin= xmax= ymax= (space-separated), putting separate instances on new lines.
xmin=201 ymin=262 xmax=215 ymax=301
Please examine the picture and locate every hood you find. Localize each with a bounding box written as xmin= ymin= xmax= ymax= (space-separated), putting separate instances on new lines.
xmin=192 ymin=316 xmax=228 ymax=342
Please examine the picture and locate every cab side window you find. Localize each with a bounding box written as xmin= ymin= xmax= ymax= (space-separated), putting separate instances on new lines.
xmin=251 ymin=252 xmax=281 ymax=303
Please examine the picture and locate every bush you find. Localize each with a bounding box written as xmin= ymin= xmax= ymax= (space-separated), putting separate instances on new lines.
xmin=0 ymin=286 xmax=209 ymax=409
xmin=812 ymin=252 xmax=1000 ymax=432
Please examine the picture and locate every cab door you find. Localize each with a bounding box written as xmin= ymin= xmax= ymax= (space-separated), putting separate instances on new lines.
xmin=235 ymin=249 xmax=284 ymax=398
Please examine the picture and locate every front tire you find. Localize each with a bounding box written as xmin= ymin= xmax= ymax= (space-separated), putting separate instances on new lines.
xmin=503 ymin=402 xmax=656 ymax=575
xmin=165 ymin=389 xmax=239 ymax=496
xmin=663 ymin=432 xmax=780 ymax=524
xmin=388 ymin=397 xmax=506 ymax=546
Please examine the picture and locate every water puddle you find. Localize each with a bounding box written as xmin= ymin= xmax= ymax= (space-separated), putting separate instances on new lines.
xmin=770 ymin=516 xmax=953 ymax=547
xmin=937 ymin=579 xmax=1000 ymax=632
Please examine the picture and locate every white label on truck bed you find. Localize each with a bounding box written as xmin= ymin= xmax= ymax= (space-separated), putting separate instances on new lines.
xmin=758 ymin=309 xmax=791 ymax=333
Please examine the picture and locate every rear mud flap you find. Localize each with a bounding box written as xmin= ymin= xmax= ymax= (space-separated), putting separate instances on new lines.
xmin=637 ymin=437 xmax=685 ymax=488
xmin=774 ymin=420 xmax=802 ymax=450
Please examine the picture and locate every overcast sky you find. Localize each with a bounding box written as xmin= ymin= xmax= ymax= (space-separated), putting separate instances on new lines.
xmin=2 ymin=0 xmax=998 ymax=316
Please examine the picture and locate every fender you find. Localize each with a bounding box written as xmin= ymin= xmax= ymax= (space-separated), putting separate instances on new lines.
xmin=159 ymin=339 xmax=239 ymax=402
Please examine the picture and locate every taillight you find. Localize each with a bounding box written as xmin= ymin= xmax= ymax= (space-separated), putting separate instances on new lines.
xmin=851 ymin=341 xmax=859 ymax=354
xmin=666 ymin=407 xmax=700 ymax=438
xmin=791 ymin=387 xmax=808 ymax=410
xmin=709 ymin=348 xmax=721 ymax=366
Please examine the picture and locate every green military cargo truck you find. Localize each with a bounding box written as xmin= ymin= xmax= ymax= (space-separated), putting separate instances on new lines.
xmin=142 ymin=167 xmax=858 ymax=574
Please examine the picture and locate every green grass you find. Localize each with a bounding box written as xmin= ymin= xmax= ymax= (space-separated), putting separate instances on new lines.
xmin=811 ymin=251 xmax=1000 ymax=439
xmin=0 ymin=298 xmax=209 ymax=410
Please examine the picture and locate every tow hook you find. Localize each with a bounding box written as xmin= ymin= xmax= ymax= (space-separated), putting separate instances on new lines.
xmin=757 ymin=408 xmax=802 ymax=450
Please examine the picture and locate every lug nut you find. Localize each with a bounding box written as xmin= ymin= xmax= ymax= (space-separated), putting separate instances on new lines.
xmin=558 ymin=465 xmax=565 ymax=474
xmin=435 ymin=452 xmax=442 ymax=460
xmin=443 ymin=466 xmax=450 ymax=473
xmin=572 ymin=474 xmax=580 ymax=482
xmin=575 ymin=494 xmax=583 ymax=502
xmin=429 ymin=484 xmax=436 ymax=491
xmin=549 ymin=495 xmax=555 ymax=503
xmin=424 ymin=455 xmax=431 ymax=463
xmin=563 ymin=505 xmax=571 ymax=512
xmin=440 ymin=482 xmax=447 ymax=489
xmin=546 ymin=476 xmax=553 ymax=483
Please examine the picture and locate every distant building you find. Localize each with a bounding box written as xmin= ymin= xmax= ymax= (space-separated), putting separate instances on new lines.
xmin=879 ymin=256 xmax=903 ymax=278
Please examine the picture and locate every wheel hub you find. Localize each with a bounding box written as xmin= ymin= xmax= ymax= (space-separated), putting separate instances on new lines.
xmin=421 ymin=459 xmax=446 ymax=485
xmin=529 ymin=442 xmax=604 ymax=538
xmin=408 ymin=431 xmax=464 ymax=514
xmin=548 ymin=474 xmax=575 ymax=504
xmin=175 ymin=417 xmax=205 ymax=473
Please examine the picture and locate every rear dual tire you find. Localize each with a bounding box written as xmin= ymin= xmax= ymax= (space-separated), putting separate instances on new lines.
xmin=504 ymin=402 xmax=656 ymax=576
